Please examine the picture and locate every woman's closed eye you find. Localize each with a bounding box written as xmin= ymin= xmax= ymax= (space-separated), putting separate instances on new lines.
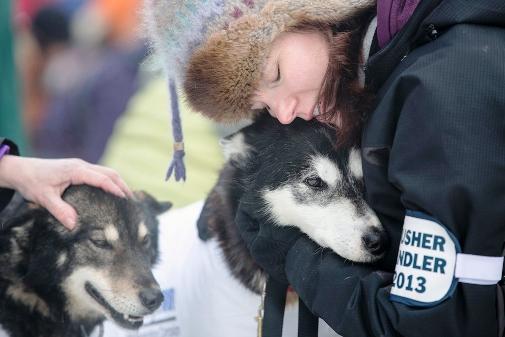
xmin=267 ymin=62 xmax=280 ymax=83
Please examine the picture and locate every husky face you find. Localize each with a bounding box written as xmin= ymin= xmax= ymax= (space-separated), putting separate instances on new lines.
xmin=60 ymin=188 xmax=170 ymax=329
xmin=0 ymin=186 xmax=171 ymax=334
xmin=225 ymin=115 xmax=386 ymax=263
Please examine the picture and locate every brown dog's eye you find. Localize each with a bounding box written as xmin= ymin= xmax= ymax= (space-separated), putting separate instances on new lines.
xmin=90 ymin=238 xmax=112 ymax=250
xmin=142 ymin=235 xmax=151 ymax=248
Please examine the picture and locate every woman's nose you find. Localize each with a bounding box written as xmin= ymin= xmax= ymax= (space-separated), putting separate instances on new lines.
xmin=274 ymin=98 xmax=297 ymax=124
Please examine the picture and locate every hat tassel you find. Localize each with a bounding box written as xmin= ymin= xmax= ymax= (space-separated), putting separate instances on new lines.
xmin=166 ymin=79 xmax=186 ymax=182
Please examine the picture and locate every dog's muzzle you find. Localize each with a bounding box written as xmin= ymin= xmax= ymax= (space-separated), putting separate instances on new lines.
xmin=139 ymin=287 xmax=165 ymax=312
xmin=85 ymin=282 xmax=164 ymax=330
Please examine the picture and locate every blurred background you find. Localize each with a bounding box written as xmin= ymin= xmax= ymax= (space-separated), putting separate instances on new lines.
xmin=1 ymin=0 xmax=234 ymax=207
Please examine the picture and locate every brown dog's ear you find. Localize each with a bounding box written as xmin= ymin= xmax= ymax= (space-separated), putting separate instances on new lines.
xmin=0 ymin=193 xmax=40 ymax=230
xmin=1 ymin=205 xmax=47 ymax=252
xmin=133 ymin=191 xmax=172 ymax=215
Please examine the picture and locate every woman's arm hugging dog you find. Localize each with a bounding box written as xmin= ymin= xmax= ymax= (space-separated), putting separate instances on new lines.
xmin=0 ymin=185 xmax=171 ymax=337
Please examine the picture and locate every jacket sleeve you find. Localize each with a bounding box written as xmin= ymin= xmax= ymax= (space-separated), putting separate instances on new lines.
xmin=285 ymin=25 xmax=505 ymax=337
xmin=0 ymin=138 xmax=19 ymax=212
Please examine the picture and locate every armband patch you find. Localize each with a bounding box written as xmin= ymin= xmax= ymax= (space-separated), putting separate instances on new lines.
xmin=390 ymin=210 xmax=460 ymax=307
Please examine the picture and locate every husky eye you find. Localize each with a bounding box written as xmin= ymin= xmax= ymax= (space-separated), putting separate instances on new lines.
xmin=142 ymin=235 xmax=151 ymax=248
xmin=304 ymin=176 xmax=327 ymax=189
xmin=90 ymin=238 xmax=112 ymax=250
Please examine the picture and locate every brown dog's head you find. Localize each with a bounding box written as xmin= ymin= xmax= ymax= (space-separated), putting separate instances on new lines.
xmin=0 ymin=186 xmax=171 ymax=330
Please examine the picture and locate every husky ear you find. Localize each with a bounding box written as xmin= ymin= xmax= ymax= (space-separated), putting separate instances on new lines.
xmin=2 ymin=206 xmax=46 ymax=252
xmin=0 ymin=193 xmax=41 ymax=232
xmin=134 ymin=191 xmax=172 ymax=215
xmin=219 ymin=131 xmax=252 ymax=164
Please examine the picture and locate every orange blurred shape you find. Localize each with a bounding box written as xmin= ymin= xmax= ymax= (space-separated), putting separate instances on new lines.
xmin=92 ymin=0 xmax=141 ymax=42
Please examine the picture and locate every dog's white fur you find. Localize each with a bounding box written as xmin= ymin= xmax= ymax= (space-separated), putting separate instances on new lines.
xmin=63 ymin=267 xmax=112 ymax=322
xmin=349 ymin=148 xmax=363 ymax=178
xmin=219 ymin=132 xmax=252 ymax=163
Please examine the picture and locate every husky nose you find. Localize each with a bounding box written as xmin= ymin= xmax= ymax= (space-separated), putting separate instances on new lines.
xmin=362 ymin=228 xmax=387 ymax=256
xmin=139 ymin=288 xmax=164 ymax=311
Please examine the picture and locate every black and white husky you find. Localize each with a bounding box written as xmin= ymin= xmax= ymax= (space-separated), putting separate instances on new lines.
xmin=207 ymin=114 xmax=387 ymax=290
xmin=0 ymin=186 xmax=171 ymax=337
xmin=102 ymin=114 xmax=387 ymax=337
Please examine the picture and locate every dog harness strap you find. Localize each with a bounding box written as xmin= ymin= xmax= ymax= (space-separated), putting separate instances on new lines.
xmin=262 ymin=278 xmax=287 ymax=337
xmin=298 ymin=299 xmax=319 ymax=337
xmin=455 ymin=254 xmax=504 ymax=285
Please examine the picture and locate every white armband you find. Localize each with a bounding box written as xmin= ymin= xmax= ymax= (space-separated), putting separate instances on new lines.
xmin=390 ymin=210 xmax=503 ymax=307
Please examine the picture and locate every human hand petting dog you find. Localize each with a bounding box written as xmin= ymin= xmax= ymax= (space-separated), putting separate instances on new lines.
xmin=0 ymin=155 xmax=132 ymax=230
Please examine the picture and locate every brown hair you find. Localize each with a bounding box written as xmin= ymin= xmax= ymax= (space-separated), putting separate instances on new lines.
xmin=289 ymin=8 xmax=375 ymax=147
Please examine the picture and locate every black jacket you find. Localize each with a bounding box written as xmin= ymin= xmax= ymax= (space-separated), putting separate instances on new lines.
xmin=285 ymin=0 xmax=505 ymax=336
xmin=0 ymin=138 xmax=19 ymax=212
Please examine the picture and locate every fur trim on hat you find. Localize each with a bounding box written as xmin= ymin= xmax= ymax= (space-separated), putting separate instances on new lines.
xmin=145 ymin=0 xmax=376 ymax=122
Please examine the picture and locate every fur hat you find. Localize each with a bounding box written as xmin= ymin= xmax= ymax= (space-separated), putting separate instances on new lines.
xmin=144 ymin=0 xmax=375 ymax=122
xmin=142 ymin=0 xmax=375 ymax=181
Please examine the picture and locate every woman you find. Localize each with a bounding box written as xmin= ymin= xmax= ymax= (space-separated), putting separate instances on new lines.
xmin=145 ymin=0 xmax=505 ymax=336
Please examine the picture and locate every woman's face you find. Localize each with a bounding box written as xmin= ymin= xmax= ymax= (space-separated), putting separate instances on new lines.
xmin=251 ymin=31 xmax=329 ymax=124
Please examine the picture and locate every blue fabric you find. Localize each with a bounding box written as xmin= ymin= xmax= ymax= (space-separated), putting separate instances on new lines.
xmin=32 ymin=44 xmax=147 ymax=163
